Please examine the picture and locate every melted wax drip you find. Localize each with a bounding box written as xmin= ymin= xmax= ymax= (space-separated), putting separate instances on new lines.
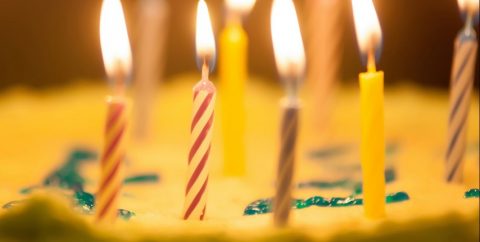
xmin=465 ymin=188 xmax=480 ymax=198
xmin=244 ymin=192 xmax=410 ymax=216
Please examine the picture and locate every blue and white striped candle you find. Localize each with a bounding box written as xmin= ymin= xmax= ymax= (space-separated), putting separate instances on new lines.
xmin=446 ymin=1 xmax=478 ymax=183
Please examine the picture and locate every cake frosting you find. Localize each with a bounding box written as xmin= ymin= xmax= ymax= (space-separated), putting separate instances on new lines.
xmin=0 ymin=75 xmax=478 ymax=241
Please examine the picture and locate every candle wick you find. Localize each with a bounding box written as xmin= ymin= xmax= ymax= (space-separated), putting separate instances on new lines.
xmin=113 ymin=61 xmax=126 ymax=96
xmin=202 ymin=59 xmax=209 ymax=81
xmin=227 ymin=9 xmax=242 ymax=25
xmin=463 ymin=12 xmax=475 ymax=35
xmin=285 ymin=76 xmax=299 ymax=104
xmin=367 ymin=49 xmax=377 ymax=73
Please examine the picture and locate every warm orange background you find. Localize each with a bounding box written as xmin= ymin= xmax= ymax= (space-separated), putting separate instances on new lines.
xmin=0 ymin=0 xmax=478 ymax=89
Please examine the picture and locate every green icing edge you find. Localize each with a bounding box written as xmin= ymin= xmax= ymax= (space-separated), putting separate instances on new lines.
xmin=465 ymin=188 xmax=480 ymax=198
xmin=244 ymin=192 xmax=410 ymax=216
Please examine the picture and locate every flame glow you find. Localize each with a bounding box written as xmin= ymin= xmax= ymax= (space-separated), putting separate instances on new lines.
xmin=196 ymin=0 xmax=216 ymax=61
xmin=226 ymin=0 xmax=256 ymax=15
xmin=100 ymin=0 xmax=132 ymax=78
xmin=457 ymin=0 xmax=479 ymax=14
xmin=270 ymin=0 xmax=305 ymax=79
xmin=352 ymin=0 xmax=382 ymax=56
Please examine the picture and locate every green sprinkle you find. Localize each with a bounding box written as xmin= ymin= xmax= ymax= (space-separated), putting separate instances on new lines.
xmin=386 ymin=191 xmax=410 ymax=203
xmin=118 ymin=209 xmax=136 ymax=220
xmin=307 ymin=196 xmax=329 ymax=207
xmin=73 ymin=191 xmax=95 ymax=213
xmin=352 ymin=183 xmax=363 ymax=195
xmin=2 ymin=200 xmax=25 ymax=209
xmin=19 ymin=186 xmax=41 ymax=195
xmin=308 ymin=145 xmax=350 ymax=159
xmin=43 ymin=149 xmax=97 ymax=190
xmin=243 ymin=192 xmax=409 ymax=216
xmin=330 ymin=196 xmax=362 ymax=207
xmin=294 ymin=199 xmax=309 ymax=209
xmin=309 ymin=143 xmax=398 ymax=160
xmin=14 ymin=149 xmax=141 ymax=221
xmin=298 ymin=168 xmax=396 ymax=195
xmin=465 ymin=188 xmax=480 ymax=198
xmin=298 ymin=179 xmax=351 ymax=189
xmin=124 ymin=174 xmax=160 ymax=184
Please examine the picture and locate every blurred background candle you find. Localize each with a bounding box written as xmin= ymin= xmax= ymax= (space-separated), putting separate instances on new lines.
xmin=183 ymin=0 xmax=216 ymax=221
xmin=305 ymin=0 xmax=344 ymax=146
xmin=270 ymin=0 xmax=305 ymax=227
xmin=1 ymin=1 xmax=477 ymax=90
xmin=446 ymin=0 xmax=479 ymax=183
xmin=219 ymin=0 xmax=255 ymax=177
xmin=133 ymin=0 xmax=169 ymax=141
xmin=352 ymin=0 xmax=385 ymax=219
xmin=96 ymin=0 xmax=132 ymax=223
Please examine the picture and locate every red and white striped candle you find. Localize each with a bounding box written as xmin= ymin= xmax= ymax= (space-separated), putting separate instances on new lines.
xmin=183 ymin=0 xmax=216 ymax=221
xmin=183 ymin=64 xmax=216 ymax=220
xmin=96 ymin=0 xmax=132 ymax=223
xmin=96 ymin=97 xmax=129 ymax=222
xmin=446 ymin=0 xmax=478 ymax=183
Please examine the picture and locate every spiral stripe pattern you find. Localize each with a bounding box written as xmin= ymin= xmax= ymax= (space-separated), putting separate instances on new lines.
xmin=183 ymin=86 xmax=215 ymax=220
xmin=446 ymin=33 xmax=477 ymax=183
xmin=96 ymin=97 xmax=128 ymax=223
xmin=273 ymin=106 xmax=298 ymax=227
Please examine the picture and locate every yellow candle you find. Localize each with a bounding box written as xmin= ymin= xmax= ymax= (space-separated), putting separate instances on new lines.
xmin=352 ymin=0 xmax=385 ymax=219
xmin=219 ymin=21 xmax=247 ymax=176
xmin=359 ymin=69 xmax=385 ymax=219
xmin=219 ymin=0 xmax=255 ymax=176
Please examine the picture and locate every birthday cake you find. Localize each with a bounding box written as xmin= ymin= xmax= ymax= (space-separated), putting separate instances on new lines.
xmin=0 ymin=76 xmax=478 ymax=241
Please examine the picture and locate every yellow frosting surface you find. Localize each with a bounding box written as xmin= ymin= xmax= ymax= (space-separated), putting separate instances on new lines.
xmin=0 ymin=75 xmax=478 ymax=241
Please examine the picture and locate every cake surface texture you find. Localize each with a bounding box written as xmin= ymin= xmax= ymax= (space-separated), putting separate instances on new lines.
xmin=0 ymin=75 xmax=478 ymax=241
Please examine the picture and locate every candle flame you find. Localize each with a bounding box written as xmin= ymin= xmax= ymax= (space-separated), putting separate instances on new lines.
xmin=271 ymin=0 xmax=305 ymax=79
xmin=226 ymin=0 xmax=256 ymax=15
xmin=457 ymin=0 xmax=479 ymax=15
xmin=196 ymin=0 xmax=216 ymax=65
xmin=352 ymin=0 xmax=382 ymax=64
xmin=100 ymin=0 xmax=132 ymax=79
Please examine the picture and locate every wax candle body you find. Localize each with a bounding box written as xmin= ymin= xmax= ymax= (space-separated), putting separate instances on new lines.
xmin=219 ymin=22 xmax=247 ymax=176
xmin=183 ymin=80 xmax=216 ymax=220
xmin=446 ymin=30 xmax=478 ymax=183
xmin=273 ymin=101 xmax=298 ymax=227
xmin=359 ymin=71 xmax=385 ymax=219
xmin=96 ymin=96 xmax=130 ymax=223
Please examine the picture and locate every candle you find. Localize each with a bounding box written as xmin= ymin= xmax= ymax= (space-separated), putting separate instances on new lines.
xmin=270 ymin=0 xmax=305 ymax=227
xmin=96 ymin=0 xmax=132 ymax=223
xmin=183 ymin=0 xmax=217 ymax=221
xmin=305 ymin=0 xmax=343 ymax=145
xmin=352 ymin=0 xmax=385 ymax=219
xmin=133 ymin=0 xmax=169 ymax=141
xmin=219 ymin=0 xmax=255 ymax=176
xmin=446 ymin=0 xmax=479 ymax=183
